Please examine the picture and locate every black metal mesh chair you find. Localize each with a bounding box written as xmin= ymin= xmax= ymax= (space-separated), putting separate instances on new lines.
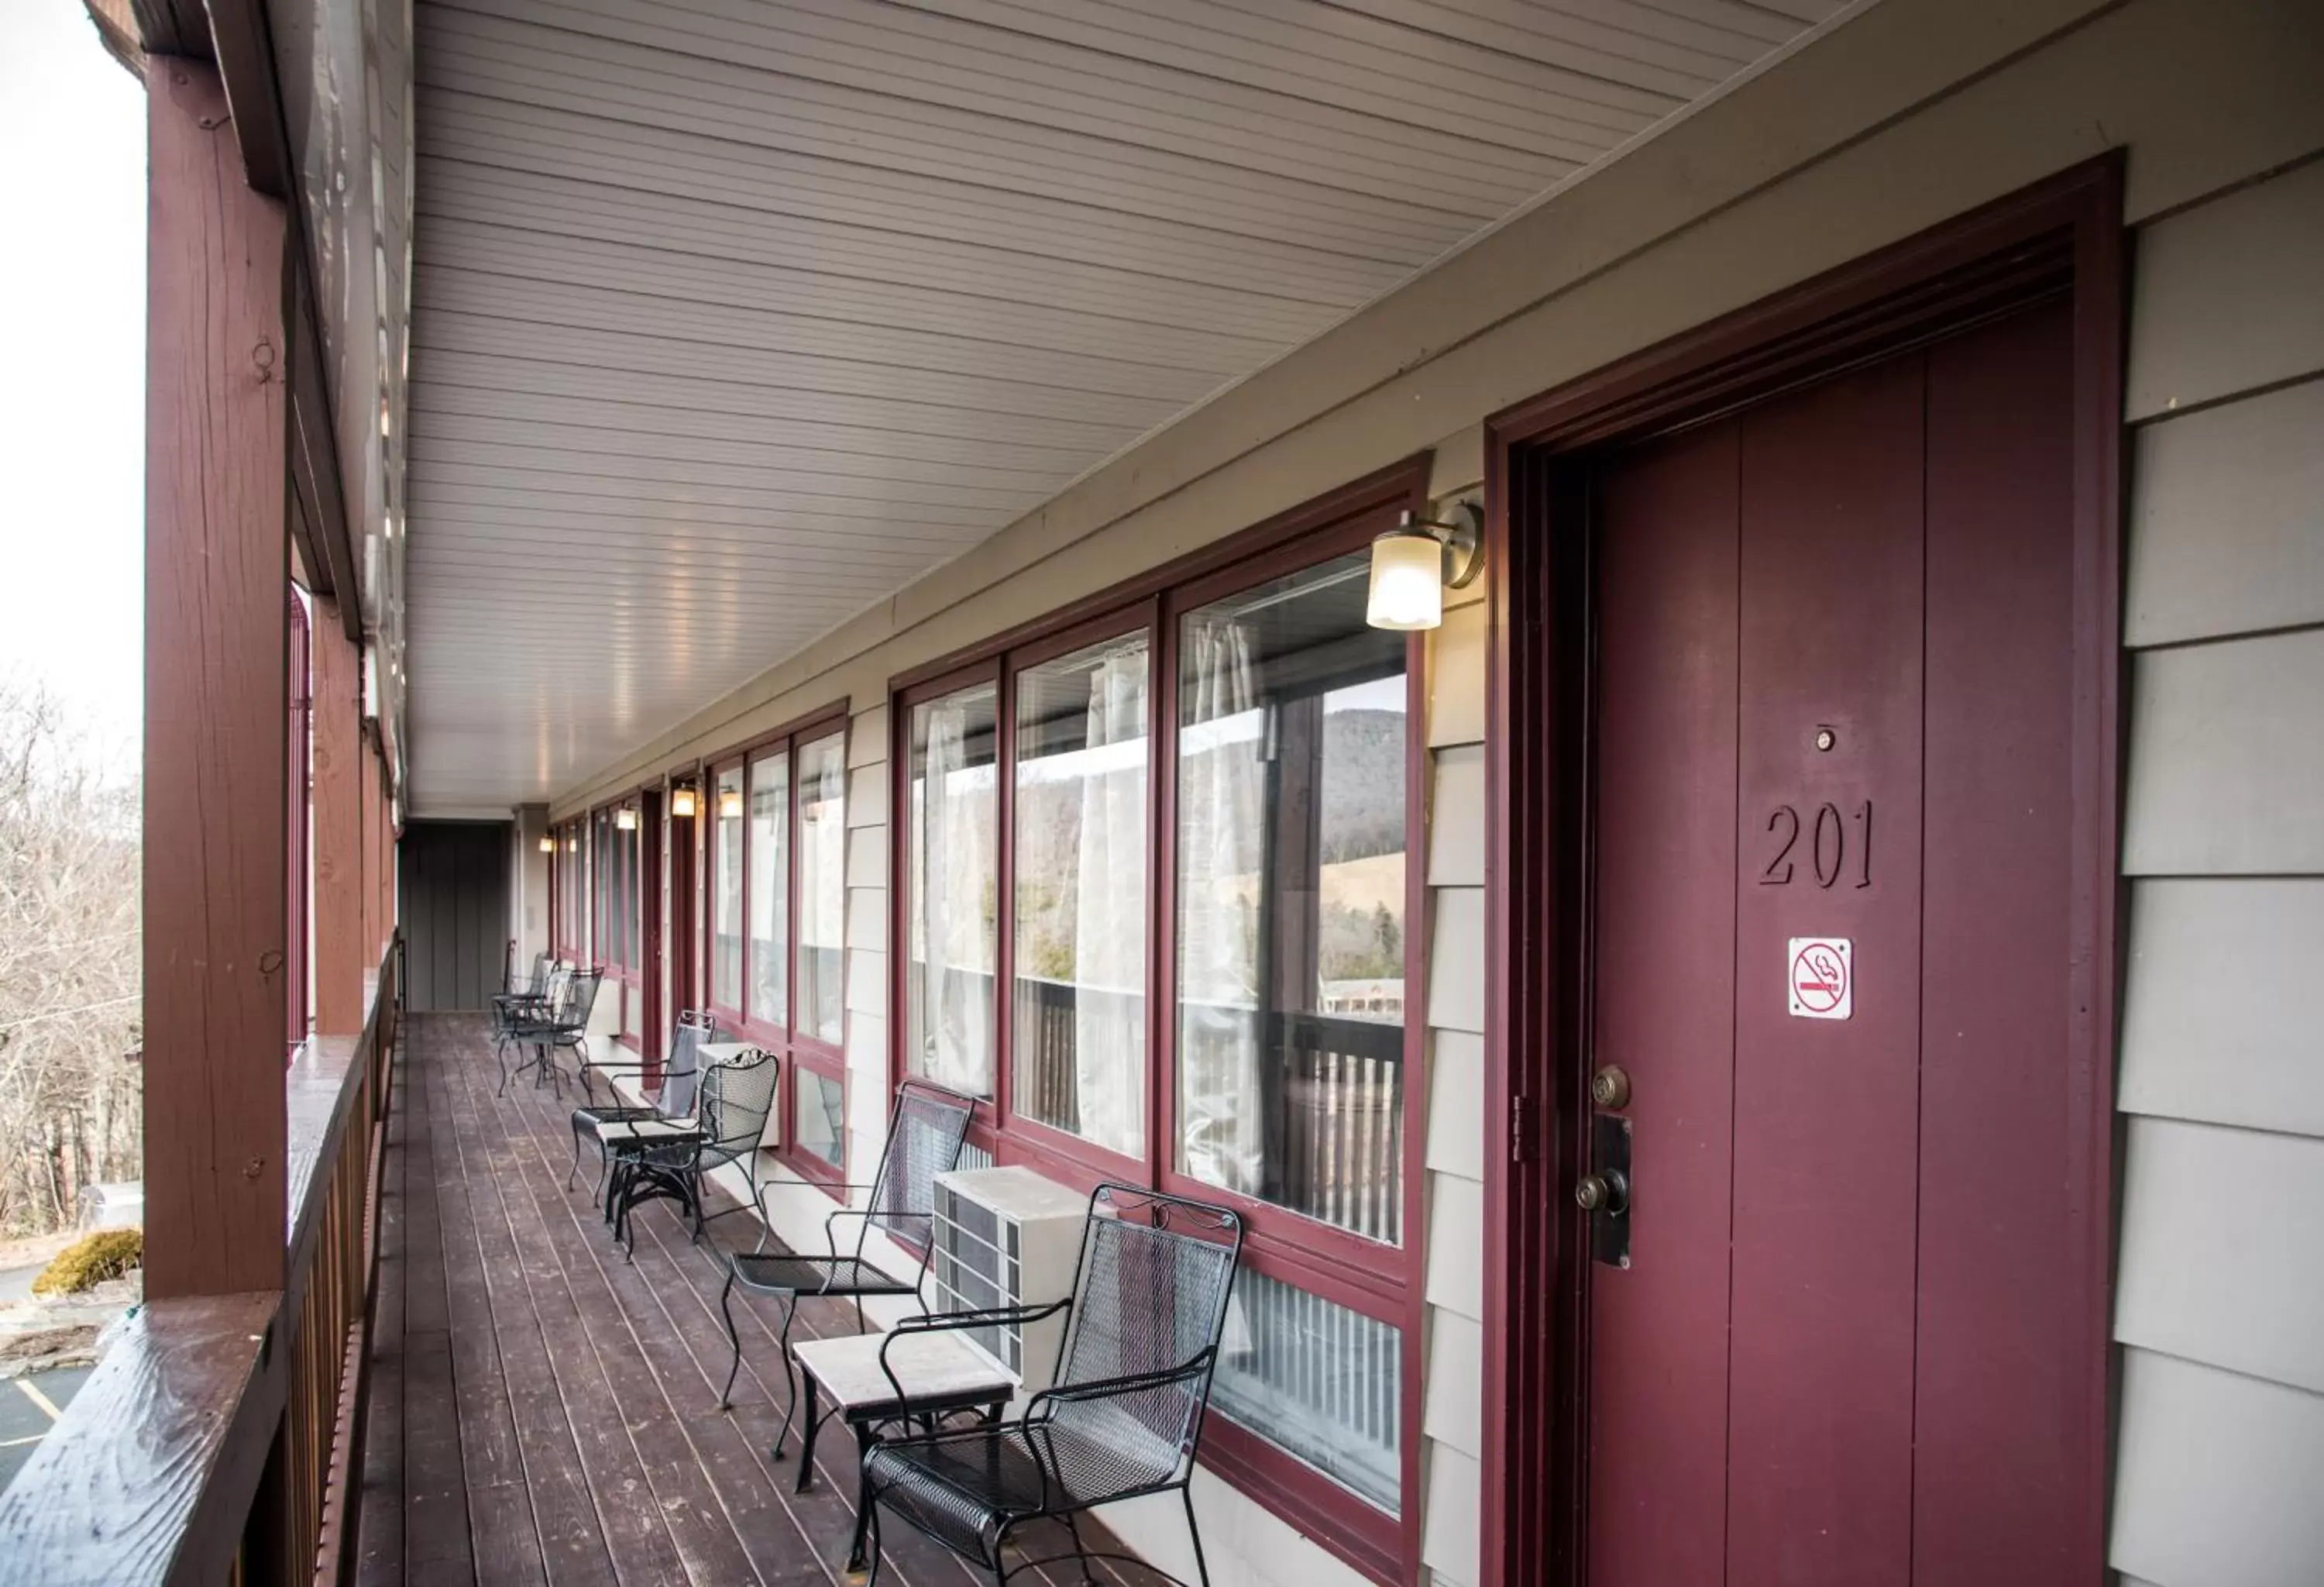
xmin=603 ymin=1046 xmax=779 ymax=1255
xmin=490 ymin=952 xmax=555 ymax=1055
xmin=714 ymin=1081 xmax=976 ymax=1449
xmin=501 ymin=966 xmax=601 ymax=1096
xmin=858 ymin=1185 xmax=1243 ymax=1587
xmin=568 ymin=1010 xmax=714 ymax=1193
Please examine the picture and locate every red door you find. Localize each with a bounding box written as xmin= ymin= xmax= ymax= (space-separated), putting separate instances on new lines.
xmin=1583 ymin=299 xmax=2087 ymax=1585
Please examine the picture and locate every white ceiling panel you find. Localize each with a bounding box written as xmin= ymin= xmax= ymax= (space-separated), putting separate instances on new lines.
xmin=404 ymin=0 xmax=1819 ymax=811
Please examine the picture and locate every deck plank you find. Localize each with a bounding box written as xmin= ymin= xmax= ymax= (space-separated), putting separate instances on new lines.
xmin=369 ymin=1015 xmax=1150 ymax=1587
xmin=424 ymin=1034 xmax=552 ymax=1587
xmin=433 ymin=1041 xmax=622 ymax=1587
xmin=462 ymin=1047 xmax=765 ymax=1587
xmin=356 ymin=1038 xmax=409 ymax=1587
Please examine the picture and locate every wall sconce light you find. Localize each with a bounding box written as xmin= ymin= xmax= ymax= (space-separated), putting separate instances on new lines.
xmin=615 ymin=806 xmax=638 ymax=831
xmin=566 ymin=835 xmax=579 ymax=854
xmin=1366 ymin=502 xmax=1484 ymax=632
xmin=538 ymin=834 xmax=555 ymax=854
xmin=718 ymin=787 xmax=744 ymax=821
xmin=669 ymin=783 xmax=699 ymax=820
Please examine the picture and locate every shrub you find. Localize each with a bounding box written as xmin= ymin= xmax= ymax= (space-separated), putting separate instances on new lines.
xmin=29 ymin=1227 xmax=143 ymax=1297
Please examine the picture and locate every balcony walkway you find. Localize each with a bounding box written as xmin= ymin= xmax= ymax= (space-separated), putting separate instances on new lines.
xmin=358 ymin=1014 xmax=1135 ymax=1587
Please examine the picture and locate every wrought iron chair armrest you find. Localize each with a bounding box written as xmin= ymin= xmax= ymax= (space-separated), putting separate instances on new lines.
xmin=878 ymin=1299 xmax=1073 ymax=1406
xmin=824 ymin=1203 xmax=919 ymax=1260
xmin=889 ymin=1299 xmax=1071 ymax=1336
xmin=751 ymin=1179 xmax=881 ymax=1255
xmin=579 ymin=1056 xmax=659 ymax=1088
xmin=1023 ymin=1351 xmax=1214 ymax=1424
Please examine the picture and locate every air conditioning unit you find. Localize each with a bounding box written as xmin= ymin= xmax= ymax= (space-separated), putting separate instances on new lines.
xmin=930 ymin=1165 xmax=1088 ymax=1396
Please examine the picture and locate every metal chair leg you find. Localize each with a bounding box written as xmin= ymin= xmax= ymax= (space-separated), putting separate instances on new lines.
xmin=859 ymin=1493 xmax=884 ymax=1585
xmin=567 ymin=1116 xmax=587 ymax=1190
xmin=769 ymin=1294 xmax=803 ymax=1459
xmin=1062 ymin=1513 xmax=1097 ymax=1585
xmin=717 ymin=1269 xmax=744 ymax=1410
xmin=1181 ymin=1486 xmax=1212 ymax=1587
xmin=603 ymin=1149 xmax=628 ymax=1227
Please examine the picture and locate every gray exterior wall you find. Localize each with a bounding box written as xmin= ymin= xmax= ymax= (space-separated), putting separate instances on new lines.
xmin=401 ymin=820 xmax=514 ymax=1012
xmin=552 ymin=2 xmax=2324 ymax=1582
xmin=2109 ymin=154 xmax=2324 ymax=1587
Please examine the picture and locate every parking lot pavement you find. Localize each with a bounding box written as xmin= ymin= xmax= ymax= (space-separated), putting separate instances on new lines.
xmin=0 ymin=1366 xmax=90 ymax=1495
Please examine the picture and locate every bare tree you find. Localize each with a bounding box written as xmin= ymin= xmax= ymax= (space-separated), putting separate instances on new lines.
xmin=0 ymin=680 xmax=140 ymax=1234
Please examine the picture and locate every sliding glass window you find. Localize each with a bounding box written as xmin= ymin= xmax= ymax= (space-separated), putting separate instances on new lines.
xmin=886 ymin=487 xmax=1423 ymax=1562
xmin=1011 ymin=635 xmax=1150 ymax=1158
xmin=1175 ymin=553 xmax=1408 ymax=1244
xmin=905 ymin=680 xmax=999 ymax=1098
xmin=796 ymin=730 xmax=847 ymax=1047
xmin=747 ymin=749 xmax=789 ymax=1028
xmin=701 ymin=714 xmax=848 ymax=1183
xmin=710 ymin=763 xmax=744 ymax=1014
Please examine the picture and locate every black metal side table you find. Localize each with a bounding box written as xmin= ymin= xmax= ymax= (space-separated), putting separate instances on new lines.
xmin=789 ymin=1329 xmax=1015 ymax=1572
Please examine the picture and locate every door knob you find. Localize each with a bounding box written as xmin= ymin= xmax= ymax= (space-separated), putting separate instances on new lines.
xmin=1575 ymin=1169 xmax=1629 ymax=1215
xmin=1590 ymin=1065 xmax=1631 ymax=1109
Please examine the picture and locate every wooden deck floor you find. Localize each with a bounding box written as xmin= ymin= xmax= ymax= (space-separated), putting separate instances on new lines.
xmin=356 ymin=1014 xmax=1137 ymax=1587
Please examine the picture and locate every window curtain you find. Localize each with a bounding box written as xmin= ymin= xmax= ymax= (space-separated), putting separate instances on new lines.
xmin=1178 ymin=619 xmax=1263 ymax=1194
xmin=1072 ymin=649 xmax=1148 ymax=1157
xmin=920 ymin=702 xmax=994 ymax=1092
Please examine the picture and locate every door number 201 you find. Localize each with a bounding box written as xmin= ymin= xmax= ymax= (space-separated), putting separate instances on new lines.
xmin=1761 ymin=801 xmax=1872 ymax=889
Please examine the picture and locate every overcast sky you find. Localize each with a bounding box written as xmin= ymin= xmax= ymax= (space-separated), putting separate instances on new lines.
xmin=0 ymin=4 xmax=146 ymax=770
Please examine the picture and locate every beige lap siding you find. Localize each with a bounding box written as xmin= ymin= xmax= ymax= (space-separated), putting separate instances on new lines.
xmin=844 ymin=707 xmax=892 ymax=1172
xmin=1417 ymin=553 xmax=1489 ymax=1587
xmin=2109 ymin=154 xmax=2324 ymax=1587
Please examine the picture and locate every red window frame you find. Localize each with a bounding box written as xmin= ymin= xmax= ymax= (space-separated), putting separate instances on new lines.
xmin=886 ymin=463 xmax=1432 ymax=1582
xmin=701 ymin=704 xmax=851 ymax=1188
xmin=590 ymin=792 xmax=654 ymax=1044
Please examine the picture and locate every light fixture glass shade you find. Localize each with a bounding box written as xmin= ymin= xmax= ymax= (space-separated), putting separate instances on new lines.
xmin=670 ymin=786 xmax=698 ymax=819
xmin=615 ymin=806 xmax=638 ymax=831
xmin=538 ymin=834 xmax=555 ymax=853
xmin=718 ymin=788 xmax=744 ymax=820
xmin=1367 ymin=529 xmax=1445 ymax=630
xmin=566 ymin=836 xmax=578 ymax=853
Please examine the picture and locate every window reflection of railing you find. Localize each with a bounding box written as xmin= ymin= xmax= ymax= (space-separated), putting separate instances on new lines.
xmin=1213 ymin=1265 xmax=1402 ymax=1513
xmin=996 ymin=969 xmax=1404 ymax=1242
xmin=711 ymin=935 xmax=842 ymax=1032
xmin=798 ymin=942 xmax=844 ymax=1037
xmin=1009 ymin=973 xmax=1143 ymax=1137
xmin=1179 ymin=1000 xmax=1404 ymax=1244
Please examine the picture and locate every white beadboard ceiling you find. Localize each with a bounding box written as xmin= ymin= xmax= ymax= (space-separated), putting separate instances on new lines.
xmin=404 ymin=0 xmax=1832 ymax=811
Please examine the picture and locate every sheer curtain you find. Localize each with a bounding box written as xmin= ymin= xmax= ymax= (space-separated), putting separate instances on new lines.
xmin=1178 ymin=619 xmax=1263 ymax=1194
xmin=920 ymin=702 xmax=993 ymax=1093
xmin=1072 ymin=649 xmax=1148 ymax=1156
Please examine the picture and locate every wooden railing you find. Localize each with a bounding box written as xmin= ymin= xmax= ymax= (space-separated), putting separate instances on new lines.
xmin=0 ymin=935 xmax=401 ymax=1586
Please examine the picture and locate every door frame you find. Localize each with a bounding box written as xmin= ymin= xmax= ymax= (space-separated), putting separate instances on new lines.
xmin=1477 ymin=155 xmax=2126 ymax=1587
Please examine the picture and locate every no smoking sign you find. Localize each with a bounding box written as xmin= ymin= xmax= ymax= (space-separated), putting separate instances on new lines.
xmin=1788 ymin=937 xmax=1852 ymax=1020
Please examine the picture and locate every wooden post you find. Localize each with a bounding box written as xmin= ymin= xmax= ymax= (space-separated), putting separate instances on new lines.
xmin=312 ymin=599 xmax=364 ymax=1034
xmin=143 ymin=57 xmax=291 ymax=1301
xmin=359 ymin=734 xmax=380 ymax=968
